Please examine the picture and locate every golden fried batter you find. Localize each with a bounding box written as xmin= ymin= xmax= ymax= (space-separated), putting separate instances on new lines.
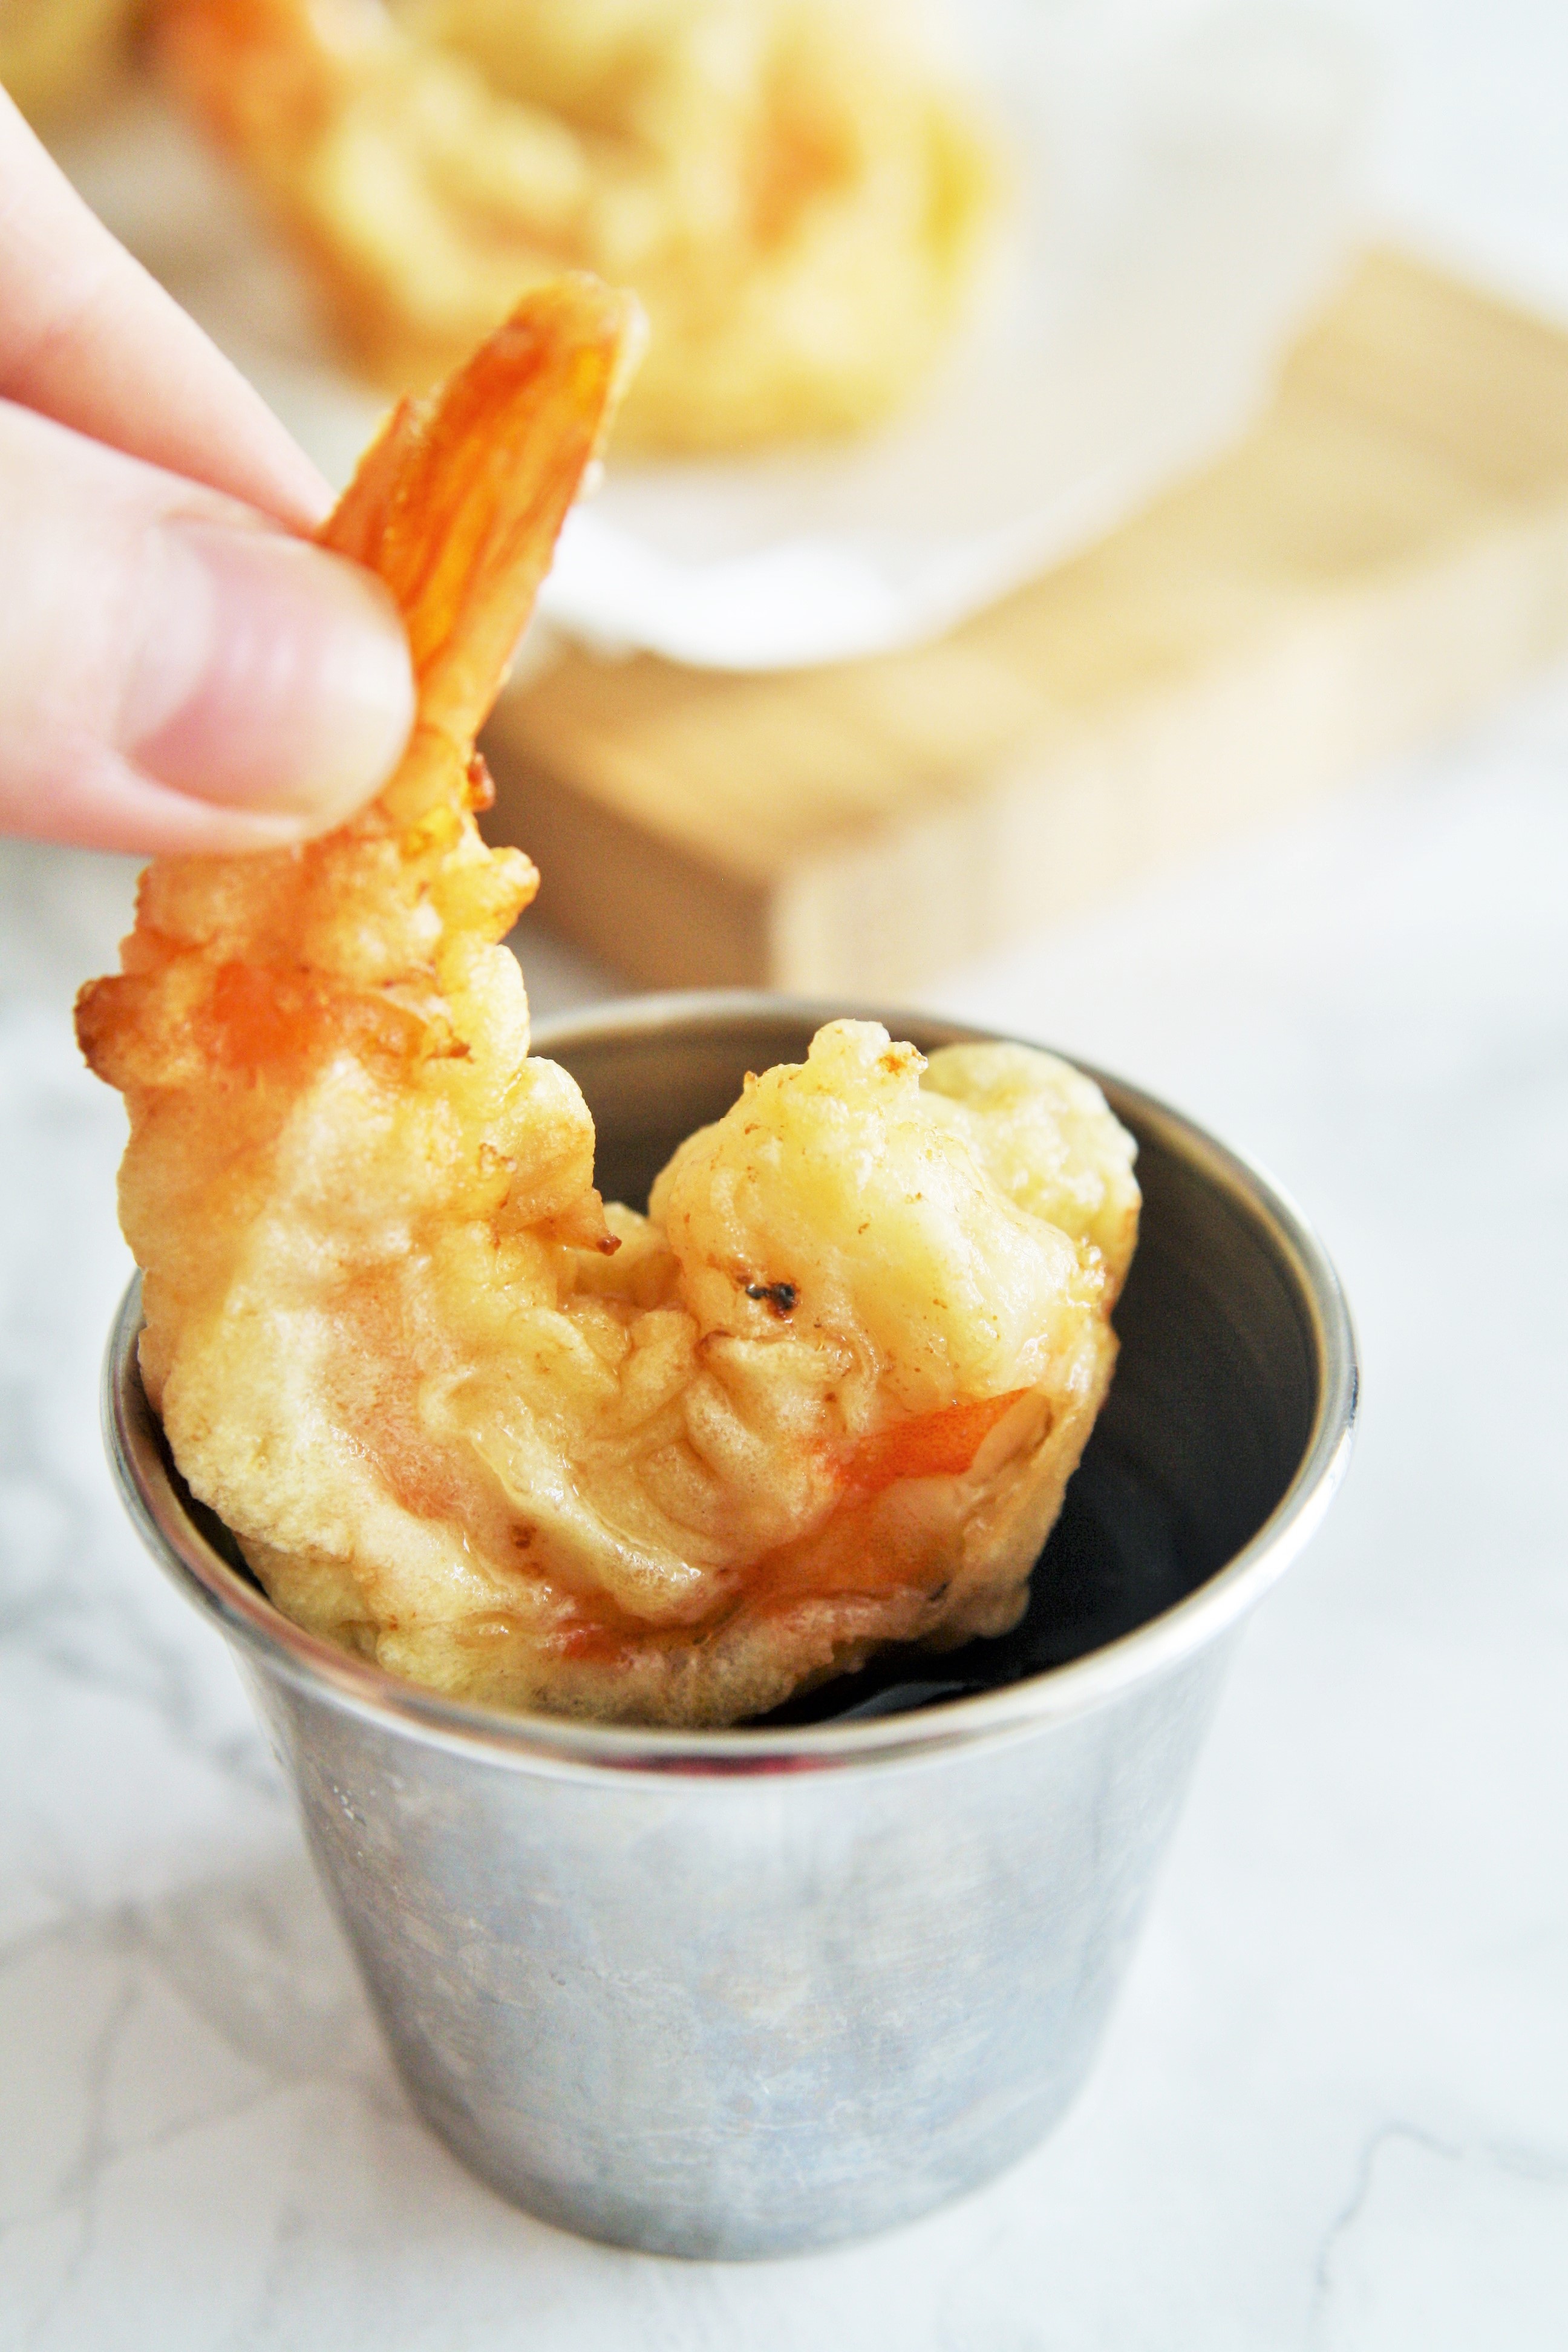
xmin=78 ymin=277 xmax=1137 ymax=1727
xmin=152 ymin=0 xmax=999 ymax=451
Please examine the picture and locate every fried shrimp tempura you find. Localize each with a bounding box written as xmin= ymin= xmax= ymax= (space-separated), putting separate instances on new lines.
xmin=153 ymin=0 xmax=999 ymax=452
xmin=77 ymin=278 xmax=1138 ymax=1728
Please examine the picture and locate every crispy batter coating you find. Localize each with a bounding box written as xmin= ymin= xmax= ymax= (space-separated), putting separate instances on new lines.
xmin=78 ymin=276 xmax=1138 ymax=1726
xmin=152 ymin=0 xmax=999 ymax=452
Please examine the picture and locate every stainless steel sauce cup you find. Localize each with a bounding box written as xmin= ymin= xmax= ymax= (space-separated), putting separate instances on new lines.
xmin=103 ymin=996 xmax=1356 ymax=2259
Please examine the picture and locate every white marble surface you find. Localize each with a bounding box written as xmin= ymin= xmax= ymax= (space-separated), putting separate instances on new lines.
xmin=5 ymin=4 xmax=1568 ymax=2342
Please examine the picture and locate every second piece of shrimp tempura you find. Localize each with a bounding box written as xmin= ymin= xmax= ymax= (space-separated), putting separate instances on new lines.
xmin=80 ymin=277 xmax=1138 ymax=1726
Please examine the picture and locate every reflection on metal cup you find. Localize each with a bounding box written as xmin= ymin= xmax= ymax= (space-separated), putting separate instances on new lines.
xmin=104 ymin=995 xmax=1355 ymax=2259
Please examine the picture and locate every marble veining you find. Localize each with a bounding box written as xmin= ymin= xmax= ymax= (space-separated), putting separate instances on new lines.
xmin=1309 ymin=2127 xmax=1568 ymax=2349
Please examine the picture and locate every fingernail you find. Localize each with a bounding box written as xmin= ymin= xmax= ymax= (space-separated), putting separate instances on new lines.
xmin=120 ymin=519 xmax=416 ymax=828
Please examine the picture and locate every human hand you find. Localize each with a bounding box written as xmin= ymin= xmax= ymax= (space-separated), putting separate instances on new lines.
xmin=0 ymin=88 xmax=416 ymax=852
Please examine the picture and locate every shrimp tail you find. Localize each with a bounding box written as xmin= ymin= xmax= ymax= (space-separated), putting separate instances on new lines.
xmin=76 ymin=274 xmax=642 ymax=1096
xmin=326 ymin=274 xmax=645 ymax=823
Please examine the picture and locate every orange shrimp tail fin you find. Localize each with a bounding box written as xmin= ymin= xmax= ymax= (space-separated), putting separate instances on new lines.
xmin=323 ymin=275 xmax=645 ymax=820
xmin=74 ymin=275 xmax=642 ymax=1100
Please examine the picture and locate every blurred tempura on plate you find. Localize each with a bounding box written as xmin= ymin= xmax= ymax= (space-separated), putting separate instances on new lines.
xmin=149 ymin=0 xmax=1001 ymax=452
xmin=1 ymin=0 xmax=140 ymax=120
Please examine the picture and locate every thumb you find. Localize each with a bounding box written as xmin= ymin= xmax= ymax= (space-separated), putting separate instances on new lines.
xmin=0 ymin=397 xmax=415 ymax=854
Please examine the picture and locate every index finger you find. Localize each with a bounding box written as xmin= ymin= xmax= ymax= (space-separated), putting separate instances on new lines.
xmin=0 ymin=85 xmax=330 ymax=528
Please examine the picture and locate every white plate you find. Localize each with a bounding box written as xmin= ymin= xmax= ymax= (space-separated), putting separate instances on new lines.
xmin=54 ymin=4 xmax=1367 ymax=672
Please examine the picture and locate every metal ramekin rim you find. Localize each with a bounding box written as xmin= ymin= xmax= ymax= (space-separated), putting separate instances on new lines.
xmin=103 ymin=991 xmax=1357 ymax=1780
